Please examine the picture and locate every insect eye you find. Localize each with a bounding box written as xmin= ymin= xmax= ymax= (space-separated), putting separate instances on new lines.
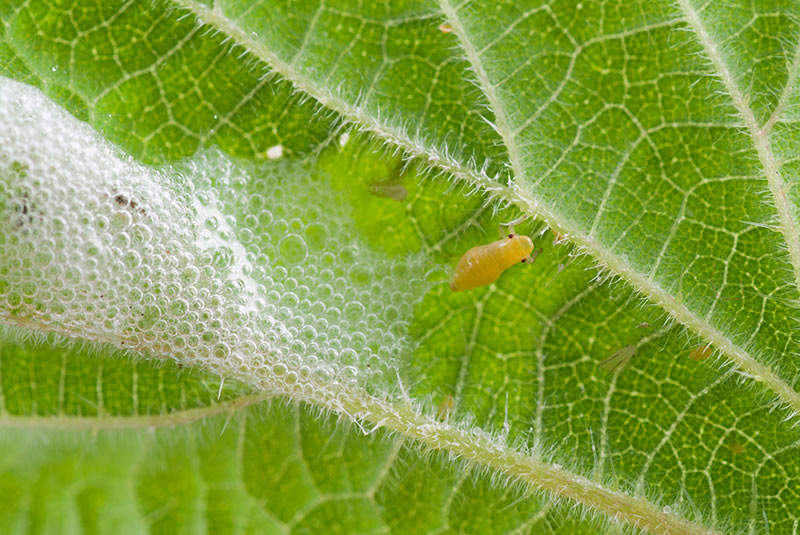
xmin=508 ymin=233 xmax=514 ymax=239
xmin=521 ymin=258 xmax=526 ymax=263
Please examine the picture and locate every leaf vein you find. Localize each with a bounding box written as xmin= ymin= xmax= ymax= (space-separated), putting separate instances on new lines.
xmin=676 ymin=0 xmax=800 ymax=304
xmin=0 ymin=392 xmax=271 ymax=430
xmin=762 ymin=36 xmax=800 ymax=134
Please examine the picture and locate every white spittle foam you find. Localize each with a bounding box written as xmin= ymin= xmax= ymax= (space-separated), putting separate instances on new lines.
xmin=0 ymin=76 xmax=433 ymax=396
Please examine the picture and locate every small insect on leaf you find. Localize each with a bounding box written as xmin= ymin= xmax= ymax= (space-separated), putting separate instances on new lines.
xmin=450 ymin=233 xmax=534 ymax=291
xmin=368 ymin=177 xmax=408 ymax=201
xmin=689 ymin=344 xmax=713 ymax=361
xmin=437 ymin=394 xmax=454 ymax=421
xmin=438 ymin=23 xmax=453 ymax=33
xmin=600 ymin=345 xmax=636 ymax=373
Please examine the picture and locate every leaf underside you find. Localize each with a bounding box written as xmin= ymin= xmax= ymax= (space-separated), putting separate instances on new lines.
xmin=1 ymin=1 xmax=800 ymax=534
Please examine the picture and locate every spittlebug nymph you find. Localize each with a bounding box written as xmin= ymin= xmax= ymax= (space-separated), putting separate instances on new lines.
xmin=450 ymin=233 xmax=534 ymax=291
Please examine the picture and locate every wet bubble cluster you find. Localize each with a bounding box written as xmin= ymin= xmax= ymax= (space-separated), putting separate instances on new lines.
xmin=0 ymin=78 xmax=432 ymax=394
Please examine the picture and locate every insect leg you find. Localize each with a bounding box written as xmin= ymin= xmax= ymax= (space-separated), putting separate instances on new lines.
xmin=500 ymin=214 xmax=530 ymax=235
xmin=520 ymin=248 xmax=542 ymax=264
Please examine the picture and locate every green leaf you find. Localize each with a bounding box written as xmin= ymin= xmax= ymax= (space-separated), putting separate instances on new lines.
xmin=1 ymin=1 xmax=799 ymax=534
xmin=0 ymin=332 xmax=614 ymax=535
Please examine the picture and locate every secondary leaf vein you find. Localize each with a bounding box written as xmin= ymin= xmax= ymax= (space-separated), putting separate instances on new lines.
xmin=676 ymin=0 xmax=800 ymax=302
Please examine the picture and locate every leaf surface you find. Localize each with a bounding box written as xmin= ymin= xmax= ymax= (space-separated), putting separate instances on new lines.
xmin=1 ymin=1 xmax=800 ymax=534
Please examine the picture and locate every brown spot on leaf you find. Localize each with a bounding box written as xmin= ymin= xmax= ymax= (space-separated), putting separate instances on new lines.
xmin=689 ymin=345 xmax=713 ymax=361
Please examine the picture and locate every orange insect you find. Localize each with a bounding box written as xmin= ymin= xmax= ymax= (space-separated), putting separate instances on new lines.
xmin=450 ymin=216 xmax=534 ymax=292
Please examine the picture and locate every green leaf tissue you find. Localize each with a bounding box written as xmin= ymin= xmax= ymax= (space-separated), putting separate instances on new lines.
xmin=1 ymin=1 xmax=799 ymax=534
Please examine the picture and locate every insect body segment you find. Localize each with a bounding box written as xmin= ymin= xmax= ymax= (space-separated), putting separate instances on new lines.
xmin=450 ymin=234 xmax=534 ymax=292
